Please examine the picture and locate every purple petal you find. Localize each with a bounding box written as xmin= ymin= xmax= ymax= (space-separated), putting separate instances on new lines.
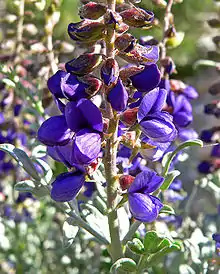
xmin=173 ymin=95 xmax=192 ymax=114
xmin=37 ymin=115 xmax=72 ymax=146
xmin=47 ymin=70 xmax=66 ymax=98
xmin=183 ymin=86 xmax=198 ymax=100
xmin=51 ymin=171 xmax=84 ymax=202
xmin=108 ymin=79 xmax=128 ymax=111
xmin=141 ymin=45 xmax=159 ymax=65
xmin=178 ymin=128 xmax=198 ymax=142
xmin=65 ymin=101 xmax=87 ymax=132
xmin=128 ymin=168 xmax=164 ymax=194
xmin=77 ymin=99 xmax=103 ymax=132
xmin=72 ymin=129 xmax=101 ymax=165
xmin=128 ymin=193 xmax=163 ymax=222
xmin=140 ymin=111 xmax=177 ymax=143
xmin=137 ymin=88 xmax=167 ymax=122
xmin=173 ymin=111 xmax=192 ymax=127
xmin=130 ymin=64 xmax=161 ymax=92
xmin=140 ymin=137 xmax=171 ymax=161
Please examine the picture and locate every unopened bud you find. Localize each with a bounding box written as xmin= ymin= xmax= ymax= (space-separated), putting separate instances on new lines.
xmin=79 ymin=2 xmax=107 ymax=20
xmin=209 ymin=82 xmax=220 ymax=95
xmin=119 ymin=175 xmax=135 ymax=190
xmin=115 ymin=33 xmax=136 ymax=52
xmin=78 ymin=75 xmax=103 ymax=97
xmin=120 ymin=107 xmax=138 ymax=126
xmin=120 ymin=8 xmax=154 ymax=28
xmin=65 ymin=53 xmax=104 ymax=75
xmin=101 ymin=58 xmax=119 ymax=86
xmin=119 ymin=66 xmax=144 ymax=81
xmin=165 ymin=27 xmax=185 ymax=48
xmin=68 ymin=20 xmax=105 ymax=43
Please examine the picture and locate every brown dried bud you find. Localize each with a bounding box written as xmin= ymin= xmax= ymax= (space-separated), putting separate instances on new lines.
xmin=119 ymin=175 xmax=135 ymax=190
xmin=78 ymin=74 xmax=103 ymax=97
xmin=68 ymin=20 xmax=106 ymax=43
xmin=65 ymin=53 xmax=104 ymax=75
xmin=79 ymin=2 xmax=107 ymax=20
xmin=120 ymin=107 xmax=138 ymax=126
xmin=120 ymin=8 xmax=154 ymax=28
xmin=115 ymin=33 xmax=136 ymax=52
xmin=209 ymin=82 xmax=220 ymax=95
xmin=207 ymin=18 xmax=220 ymax=28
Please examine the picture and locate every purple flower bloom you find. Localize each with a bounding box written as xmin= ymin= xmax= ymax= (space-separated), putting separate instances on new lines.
xmin=178 ymin=128 xmax=198 ymax=142
xmin=212 ymin=233 xmax=220 ymax=256
xmin=140 ymin=136 xmax=171 ymax=161
xmin=211 ymin=144 xmax=220 ymax=158
xmin=65 ymin=98 xmax=103 ymax=132
xmin=72 ymin=129 xmax=102 ymax=165
xmin=108 ymin=78 xmax=128 ymax=111
xmin=138 ymin=88 xmax=177 ymax=143
xmin=128 ymin=168 xmax=164 ymax=222
xmin=51 ymin=171 xmax=85 ymax=202
xmin=182 ymin=85 xmax=198 ymax=100
xmin=130 ymin=64 xmax=161 ymax=92
xmin=47 ymin=70 xmax=88 ymax=101
xmin=37 ymin=115 xmax=72 ymax=146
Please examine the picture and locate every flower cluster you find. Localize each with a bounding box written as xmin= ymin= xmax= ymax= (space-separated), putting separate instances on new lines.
xmin=37 ymin=0 xmax=198 ymax=225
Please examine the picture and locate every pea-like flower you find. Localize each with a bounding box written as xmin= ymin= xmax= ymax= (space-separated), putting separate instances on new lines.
xmin=128 ymin=168 xmax=164 ymax=222
xmin=138 ymin=88 xmax=177 ymax=143
xmin=51 ymin=171 xmax=85 ymax=202
xmin=130 ymin=64 xmax=161 ymax=92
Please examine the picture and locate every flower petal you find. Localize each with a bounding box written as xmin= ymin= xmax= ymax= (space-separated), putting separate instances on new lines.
xmin=108 ymin=79 xmax=128 ymax=111
xmin=128 ymin=168 xmax=164 ymax=194
xmin=128 ymin=193 xmax=163 ymax=222
xmin=51 ymin=171 xmax=84 ymax=202
xmin=37 ymin=115 xmax=72 ymax=146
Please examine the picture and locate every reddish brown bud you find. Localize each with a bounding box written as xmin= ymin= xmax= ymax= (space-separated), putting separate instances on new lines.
xmin=115 ymin=33 xmax=136 ymax=52
xmin=119 ymin=66 xmax=144 ymax=82
xmin=68 ymin=20 xmax=106 ymax=43
xmin=78 ymin=74 xmax=103 ymax=97
xmin=65 ymin=53 xmax=104 ymax=75
xmin=79 ymin=2 xmax=107 ymax=20
xmin=120 ymin=8 xmax=154 ymax=28
xmin=120 ymin=107 xmax=138 ymax=126
xmin=101 ymin=58 xmax=119 ymax=87
xmin=119 ymin=175 xmax=135 ymax=190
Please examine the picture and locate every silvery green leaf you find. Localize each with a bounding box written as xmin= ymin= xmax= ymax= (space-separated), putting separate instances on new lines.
xmin=160 ymin=204 xmax=175 ymax=215
xmin=63 ymin=217 xmax=79 ymax=248
xmin=110 ymin=258 xmax=137 ymax=273
xmin=32 ymin=145 xmax=47 ymax=158
xmin=2 ymin=78 xmax=15 ymax=88
xmin=14 ymin=180 xmax=48 ymax=198
xmin=160 ymin=170 xmax=181 ymax=190
xmin=0 ymin=144 xmax=40 ymax=181
xmin=179 ymin=265 xmax=196 ymax=274
xmin=33 ymin=158 xmax=53 ymax=184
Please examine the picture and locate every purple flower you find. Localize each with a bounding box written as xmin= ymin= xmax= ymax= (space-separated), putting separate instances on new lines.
xmin=130 ymin=64 xmax=161 ymax=92
xmin=140 ymin=136 xmax=171 ymax=161
xmin=212 ymin=233 xmax=220 ymax=256
xmin=211 ymin=144 xmax=220 ymax=158
xmin=65 ymin=98 xmax=103 ymax=132
xmin=51 ymin=171 xmax=85 ymax=202
xmin=138 ymin=88 xmax=177 ymax=143
xmin=182 ymin=85 xmax=198 ymax=100
xmin=128 ymin=168 xmax=164 ymax=222
xmin=72 ymin=129 xmax=102 ymax=165
xmin=167 ymin=92 xmax=193 ymax=127
xmin=37 ymin=115 xmax=72 ymax=146
xmin=47 ymin=70 xmax=88 ymax=101
xmin=108 ymin=78 xmax=128 ymax=111
xmin=178 ymin=128 xmax=198 ymax=142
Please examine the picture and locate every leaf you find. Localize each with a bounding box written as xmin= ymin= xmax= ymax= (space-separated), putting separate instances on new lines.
xmin=159 ymin=204 xmax=175 ymax=215
xmin=63 ymin=217 xmax=79 ymax=248
xmin=2 ymin=78 xmax=15 ymax=88
xmin=14 ymin=180 xmax=48 ymax=198
xmin=162 ymin=139 xmax=203 ymax=177
xmin=127 ymin=238 xmax=145 ymax=255
xmin=33 ymin=158 xmax=53 ymax=184
xmin=0 ymin=144 xmax=40 ymax=181
xmin=160 ymin=170 xmax=180 ymax=190
xmin=110 ymin=258 xmax=137 ymax=273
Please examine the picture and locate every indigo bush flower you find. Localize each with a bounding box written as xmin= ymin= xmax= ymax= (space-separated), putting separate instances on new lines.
xmin=51 ymin=171 xmax=85 ymax=202
xmin=138 ymin=88 xmax=177 ymax=143
xmin=128 ymin=168 xmax=164 ymax=222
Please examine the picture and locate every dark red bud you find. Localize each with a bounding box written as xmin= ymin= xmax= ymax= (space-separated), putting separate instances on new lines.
xmin=68 ymin=20 xmax=105 ymax=43
xmin=120 ymin=8 xmax=154 ymax=28
xmin=65 ymin=53 xmax=104 ymax=75
xmin=119 ymin=175 xmax=135 ymax=191
xmin=119 ymin=66 xmax=144 ymax=82
xmin=115 ymin=33 xmax=136 ymax=52
xmin=79 ymin=2 xmax=107 ymax=20
xmin=120 ymin=107 xmax=138 ymax=126
xmin=78 ymin=75 xmax=103 ymax=97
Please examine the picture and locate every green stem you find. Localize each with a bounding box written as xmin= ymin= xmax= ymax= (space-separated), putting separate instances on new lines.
xmin=104 ymin=0 xmax=124 ymax=262
xmin=137 ymin=255 xmax=149 ymax=274
xmin=122 ymin=221 xmax=142 ymax=245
